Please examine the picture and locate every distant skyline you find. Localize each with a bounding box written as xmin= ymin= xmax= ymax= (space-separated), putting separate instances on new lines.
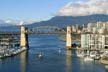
xmin=0 ymin=0 xmax=73 ymax=21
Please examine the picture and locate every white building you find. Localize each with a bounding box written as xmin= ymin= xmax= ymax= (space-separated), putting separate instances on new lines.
xmin=81 ymin=21 xmax=108 ymax=50
xmin=81 ymin=34 xmax=90 ymax=48
xmin=81 ymin=33 xmax=108 ymax=50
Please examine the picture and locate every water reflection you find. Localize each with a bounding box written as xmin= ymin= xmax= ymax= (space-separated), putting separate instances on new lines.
xmin=20 ymin=50 xmax=28 ymax=72
xmin=66 ymin=50 xmax=72 ymax=72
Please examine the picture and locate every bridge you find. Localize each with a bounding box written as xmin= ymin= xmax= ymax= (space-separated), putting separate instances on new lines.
xmin=0 ymin=26 xmax=81 ymax=50
xmin=0 ymin=31 xmax=80 ymax=35
xmin=0 ymin=26 xmax=66 ymax=35
xmin=0 ymin=32 xmax=66 ymax=35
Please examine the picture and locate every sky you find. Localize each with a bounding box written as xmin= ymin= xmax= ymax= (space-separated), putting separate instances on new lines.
xmin=58 ymin=0 xmax=108 ymax=16
xmin=0 ymin=0 xmax=73 ymax=21
xmin=0 ymin=0 xmax=106 ymax=22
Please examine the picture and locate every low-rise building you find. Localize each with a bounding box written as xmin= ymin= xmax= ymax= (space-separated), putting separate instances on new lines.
xmin=81 ymin=33 xmax=108 ymax=50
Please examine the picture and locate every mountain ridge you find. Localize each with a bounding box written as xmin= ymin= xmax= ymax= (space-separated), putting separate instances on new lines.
xmin=0 ymin=14 xmax=108 ymax=28
xmin=27 ymin=14 xmax=108 ymax=28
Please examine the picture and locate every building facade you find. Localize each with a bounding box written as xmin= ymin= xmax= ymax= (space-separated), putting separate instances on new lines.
xmin=81 ymin=33 xmax=108 ymax=50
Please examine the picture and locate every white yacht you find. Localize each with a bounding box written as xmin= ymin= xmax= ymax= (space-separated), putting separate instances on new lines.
xmin=0 ymin=55 xmax=2 ymax=58
xmin=77 ymin=51 xmax=85 ymax=58
xmin=38 ymin=52 xmax=43 ymax=58
xmin=84 ymin=56 xmax=94 ymax=61
xmin=90 ymin=51 xmax=97 ymax=58
xmin=84 ymin=50 xmax=93 ymax=61
xmin=94 ymin=54 xmax=101 ymax=60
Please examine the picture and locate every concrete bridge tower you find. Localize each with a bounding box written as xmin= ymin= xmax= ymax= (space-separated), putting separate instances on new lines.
xmin=66 ymin=26 xmax=72 ymax=49
xmin=20 ymin=26 xmax=28 ymax=49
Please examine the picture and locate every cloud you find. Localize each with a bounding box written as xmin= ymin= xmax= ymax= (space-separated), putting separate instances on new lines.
xmin=57 ymin=0 xmax=108 ymax=16
xmin=5 ymin=20 xmax=12 ymax=23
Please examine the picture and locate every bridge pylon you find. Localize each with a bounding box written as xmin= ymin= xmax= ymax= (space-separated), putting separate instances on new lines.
xmin=66 ymin=26 xmax=72 ymax=50
xmin=20 ymin=26 xmax=28 ymax=49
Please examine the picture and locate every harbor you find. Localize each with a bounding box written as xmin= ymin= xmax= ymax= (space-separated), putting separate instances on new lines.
xmin=0 ymin=24 xmax=108 ymax=72
xmin=0 ymin=34 xmax=107 ymax=72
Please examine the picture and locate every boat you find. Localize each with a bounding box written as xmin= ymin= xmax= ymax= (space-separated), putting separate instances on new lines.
xmin=38 ymin=52 xmax=43 ymax=59
xmin=58 ymin=48 xmax=61 ymax=53
xmin=105 ymin=65 xmax=108 ymax=71
xmin=94 ymin=54 xmax=101 ymax=60
xmin=5 ymin=53 xmax=11 ymax=57
xmin=90 ymin=51 xmax=97 ymax=58
xmin=84 ymin=50 xmax=93 ymax=61
xmin=0 ymin=55 xmax=3 ymax=58
xmin=77 ymin=51 xmax=85 ymax=58
xmin=84 ymin=56 xmax=94 ymax=61
xmin=100 ymin=57 xmax=108 ymax=65
xmin=100 ymin=51 xmax=108 ymax=58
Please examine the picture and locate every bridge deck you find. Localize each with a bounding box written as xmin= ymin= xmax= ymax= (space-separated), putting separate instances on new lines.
xmin=0 ymin=32 xmax=80 ymax=35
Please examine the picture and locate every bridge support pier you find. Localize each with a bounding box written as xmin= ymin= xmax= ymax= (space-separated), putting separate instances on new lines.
xmin=20 ymin=26 xmax=28 ymax=49
xmin=66 ymin=26 xmax=72 ymax=50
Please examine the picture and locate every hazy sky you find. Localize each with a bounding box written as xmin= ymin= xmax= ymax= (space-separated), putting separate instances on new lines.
xmin=0 ymin=0 xmax=75 ymax=21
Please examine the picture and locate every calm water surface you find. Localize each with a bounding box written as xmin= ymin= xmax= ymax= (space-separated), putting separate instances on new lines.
xmin=0 ymin=35 xmax=106 ymax=72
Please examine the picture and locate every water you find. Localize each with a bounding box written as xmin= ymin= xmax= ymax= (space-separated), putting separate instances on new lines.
xmin=0 ymin=35 xmax=106 ymax=72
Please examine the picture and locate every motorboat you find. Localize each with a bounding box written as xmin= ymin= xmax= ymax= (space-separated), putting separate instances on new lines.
xmin=58 ymin=48 xmax=61 ymax=53
xmin=94 ymin=55 xmax=101 ymax=60
xmin=100 ymin=57 xmax=108 ymax=65
xmin=38 ymin=52 xmax=43 ymax=59
xmin=90 ymin=51 xmax=96 ymax=58
xmin=77 ymin=51 xmax=85 ymax=58
xmin=105 ymin=65 xmax=108 ymax=70
xmin=0 ymin=55 xmax=3 ymax=58
xmin=84 ymin=50 xmax=94 ymax=61
xmin=84 ymin=56 xmax=94 ymax=61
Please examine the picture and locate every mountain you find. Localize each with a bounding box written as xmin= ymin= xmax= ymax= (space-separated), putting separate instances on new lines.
xmin=28 ymin=14 xmax=108 ymax=28
xmin=0 ymin=14 xmax=108 ymax=32
xmin=0 ymin=14 xmax=108 ymax=29
xmin=28 ymin=0 xmax=108 ymax=28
